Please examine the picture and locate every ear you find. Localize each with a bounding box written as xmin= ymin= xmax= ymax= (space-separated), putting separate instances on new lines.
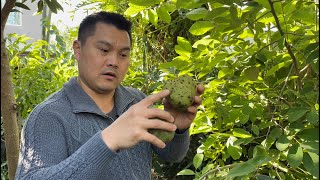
xmin=73 ymin=40 xmax=81 ymax=61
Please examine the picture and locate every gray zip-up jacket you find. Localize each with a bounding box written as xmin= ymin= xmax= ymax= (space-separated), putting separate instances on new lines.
xmin=15 ymin=77 xmax=190 ymax=180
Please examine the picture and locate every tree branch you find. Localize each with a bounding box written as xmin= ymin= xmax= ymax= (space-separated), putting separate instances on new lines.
xmin=267 ymin=0 xmax=302 ymax=90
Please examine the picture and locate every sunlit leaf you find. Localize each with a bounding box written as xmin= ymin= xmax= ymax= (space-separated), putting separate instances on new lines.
xmin=189 ymin=21 xmax=214 ymax=36
xmin=124 ymin=4 xmax=146 ymax=16
xmin=186 ymin=8 xmax=208 ymax=21
xmin=287 ymin=143 xmax=303 ymax=168
xmin=129 ymin=0 xmax=161 ymax=6
xmin=177 ymin=169 xmax=195 ymax=176
xmin=265 ymin=60 xmax=291 ymax=77
xmin=276 ymin=135 xmax=290 ymax=151
xmin=233 ymin=128 xmax=252 ymax=138
xmin=148 ymin=9 xmax=158 ymax=26
xmin=157 ymin=6 xmax=171 ymax=23
xmin=193 ymin=154 xmax=204 ymax=169
xmin=227 ymin=136 xmax=242 ymax=160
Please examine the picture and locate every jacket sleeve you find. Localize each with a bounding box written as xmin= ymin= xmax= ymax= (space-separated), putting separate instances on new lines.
xmin=15 ymin=108 xmax=117 ymax=180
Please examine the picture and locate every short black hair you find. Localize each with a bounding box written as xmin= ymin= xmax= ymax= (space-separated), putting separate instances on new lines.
xmin=78 ymin=11 xmax=132 ymax=45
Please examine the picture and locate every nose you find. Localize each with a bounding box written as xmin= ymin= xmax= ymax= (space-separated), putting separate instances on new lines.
xmin=106 ymin=53 xmax=119 ymax=68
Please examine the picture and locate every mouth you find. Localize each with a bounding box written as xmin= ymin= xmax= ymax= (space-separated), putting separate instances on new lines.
xmin=102 ymin=71 xmax=117 ymax=78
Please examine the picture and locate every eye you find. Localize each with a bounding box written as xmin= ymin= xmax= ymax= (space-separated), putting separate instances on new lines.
xmin=120 ymin=53 xmax=128 ymax=57
xmin=120 ymin=50 xmax=130 ymax=58
xmin=99 ymin=48 xmax=109 ymax=53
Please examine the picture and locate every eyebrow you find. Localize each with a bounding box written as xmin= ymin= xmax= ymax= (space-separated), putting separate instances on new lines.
xmin=97 ymin=40 xmax=131 ymax=51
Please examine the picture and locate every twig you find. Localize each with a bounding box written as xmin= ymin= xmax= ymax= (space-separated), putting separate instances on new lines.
xmin=198 ymin=163 xmax=238 ymax=180
xmin=267 ymin=0 xmax=302 ymax=90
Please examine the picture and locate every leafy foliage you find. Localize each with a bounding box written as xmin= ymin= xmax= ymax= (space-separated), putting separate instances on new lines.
xmin=115 ymin=0 xmax=319 ymax=179
xmin=7 ymin=27 xmax=77 ymax=120
xmin=4 ymin=0 xmax=319 ymax=179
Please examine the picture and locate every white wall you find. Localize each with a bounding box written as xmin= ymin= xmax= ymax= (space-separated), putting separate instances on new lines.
xmin=4 ymin=1 xmax=42 ymax=42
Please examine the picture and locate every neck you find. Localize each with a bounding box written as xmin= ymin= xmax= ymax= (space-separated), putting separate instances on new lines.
xmin=77 ymin=78 xmax=115 ymax=114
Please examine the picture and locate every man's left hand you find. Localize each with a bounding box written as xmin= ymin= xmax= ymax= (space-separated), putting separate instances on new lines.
xmin=163 ymin=84 xmax=205 ymax=130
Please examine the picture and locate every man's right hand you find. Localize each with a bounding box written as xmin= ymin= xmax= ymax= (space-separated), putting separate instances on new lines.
xmin=101 ymin=90 xmax=177 ymax=152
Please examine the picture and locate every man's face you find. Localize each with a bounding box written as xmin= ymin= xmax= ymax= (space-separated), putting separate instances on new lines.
xmin=73 ymin=22 xmax=131 ymax=94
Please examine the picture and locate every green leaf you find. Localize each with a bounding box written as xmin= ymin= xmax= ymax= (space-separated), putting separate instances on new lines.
xmin=15 ymin=2 xmax=30 ymax=10
xmin=255 ymin=0 xmax=271 ymax=10
xmin=301 ymin=141 xmax=319 ymax=154
xmin=148 ymin=9 xmax=158 ymax=27
xmin=287 ymin=143 xmax=303 ymax=168
xmin=287 ymin=107 xmax=309 ymax=122
xmin=262 ymin=136 xmax=276 ymax=150
xmin=274 ymin=76 xmax=299 ymax=86
xmin=250 ymin=155 xmax=271 ymax=167
xmin=303 ymin=152 xmax=319 ymax=178
xmin=306 ymin=111 xmax=319 ymax=125
xmin=175 ymin=36 xmax=192 ymax=58
xmin=177 ymin=169 xmax=195 ymax=176
xmin=252 ymin=125 xmax=260 ymax=136
xmin=244 ymin=66 xmax=259 ymax=81
xmin=186 ymin=8 xmax=208 ymax=21
xmin=124 ymin=4 xmax=145 ymax=16
xmin=297 ymin=128 xmax=319 ymax=142
xmin=226 ymin=153 xmax=271 ymax=179
xmin=269 ymin=128 xmax=282 ymax=139
xmin=227 ymin=162 xmax=256 ymax=178
xmin=256 ymin=175 xmax=276 ymax=180
xmin=253 ymin=145 xmax=268 ymax=157
xmin=176 ymin=0 xmax=202 ymax=9
xmin=306 ymin=49 xmax=319 ymax=64
xmin=233 ymin=128 xmax=252 ymax=138
xmin=278 ymin=36 xmax=285 ymax=50
xmin=192 ymin=38 xmax=214 ymax=49
xmin=157 ymin=6 xmax=171 ymax=23
xmin=37 ymin=0 xmax=44 ymax=12
xmin=45 ymin=0 xmax=57 ymax=14
xmin=304 ymin=42 xmax=319 ymax=57
xmin=129 ymin=0 xmax=161 ymax=6
xmin=234 ymin=137 xmax=254 ymax=146
xmin=193 ymin=154 xmax=204 ymax=169
xmin=189 ymin=21 xmax=214 ymax=36
xmin=227 ymin=136 xmax=242 ymax=160
xmin=51 ymin=0 xmax=63 ymax=11
xmin=276 ymin=135 xmax=290 ymax=151
xmin=218 ymin=68 xmax=229 ymax=79
xmin=265 ymin=60 xmax=291 ymax=77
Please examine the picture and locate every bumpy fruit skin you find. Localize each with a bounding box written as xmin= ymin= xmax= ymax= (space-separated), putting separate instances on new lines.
xmin=149 ymin=75 xmax=196 ymax=143
xmin=163 ymin=74 xmax=197 ymax=111
xmin=149 ymin=119 xmax=175 ymax=143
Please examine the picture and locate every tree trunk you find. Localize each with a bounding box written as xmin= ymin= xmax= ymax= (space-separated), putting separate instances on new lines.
xmin=1 ymin=0 xmax=20 ymax=180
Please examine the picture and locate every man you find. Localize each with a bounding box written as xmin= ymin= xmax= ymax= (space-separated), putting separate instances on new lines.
xmin=15 ymin=11 xmax=204 ymax=179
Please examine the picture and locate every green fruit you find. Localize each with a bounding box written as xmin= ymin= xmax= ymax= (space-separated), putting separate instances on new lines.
xmin=149 ymin=119 xmax=175 ymax=143
xmin=163 ymin=74 xmax=197 ymax=111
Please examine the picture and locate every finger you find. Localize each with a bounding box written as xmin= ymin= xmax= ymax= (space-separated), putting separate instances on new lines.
xmin=140 ymin=90 xmax=170 ymax=107
xmin=193 ymin=96 xmax=202 ymax=107
xmin=196 ymin=84 xmax=205 ymax=95
xmin=145 ymin=118 xmax=177 ymax=132
xmin=187 ymin=106 xmax=198 ymax=114
xmin=143 ymin=133 xmax=166 ymax=148
xmin=146 ymin=108 xmax=174 ymax=123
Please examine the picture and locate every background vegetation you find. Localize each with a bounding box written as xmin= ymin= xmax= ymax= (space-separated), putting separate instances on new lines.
xmin=1 ymin=0 xmax=319 ymax=179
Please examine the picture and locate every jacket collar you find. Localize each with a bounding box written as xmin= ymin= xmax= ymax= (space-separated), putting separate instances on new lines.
xmin=63 ymin=77 xmax=135 ymax=117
